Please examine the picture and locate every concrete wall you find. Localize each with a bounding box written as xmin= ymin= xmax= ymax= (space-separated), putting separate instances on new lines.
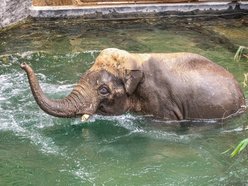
xmin=0 ymin=0 xmax=32 ymax=28
xmin=30 ymin=2 xmax=248 ymax=19
xmin=32 ymin=0 xmax=195 ymax=6
xmin=0 ymin=0 xmax=247 ymax=28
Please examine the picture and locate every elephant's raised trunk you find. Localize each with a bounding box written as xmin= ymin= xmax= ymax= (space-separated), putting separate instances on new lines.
xmin=21 ymin=63 xmax=97 ymax=118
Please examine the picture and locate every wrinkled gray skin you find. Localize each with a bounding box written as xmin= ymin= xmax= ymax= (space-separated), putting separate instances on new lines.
xmin=21 ymin=48 xmax=246 ymax=120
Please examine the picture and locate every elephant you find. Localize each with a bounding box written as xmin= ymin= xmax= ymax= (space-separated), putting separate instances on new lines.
xmin=21 ymin=48 xmax=246 ymax=121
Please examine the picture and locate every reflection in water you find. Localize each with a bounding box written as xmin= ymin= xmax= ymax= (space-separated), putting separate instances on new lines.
xmin=0 ymin=16 xmax=248 ymax=185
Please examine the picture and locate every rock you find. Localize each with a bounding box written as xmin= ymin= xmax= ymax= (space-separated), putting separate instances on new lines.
xmin=0 ymin=0 xmax=31 ymax=28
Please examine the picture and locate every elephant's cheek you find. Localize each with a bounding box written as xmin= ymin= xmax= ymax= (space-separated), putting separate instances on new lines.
xmin=114 ymin=97 xmax=130 ymax=114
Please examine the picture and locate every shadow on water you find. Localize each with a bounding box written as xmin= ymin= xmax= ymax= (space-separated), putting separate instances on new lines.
xmin=0 ymin=16 xmax=248 ymax=185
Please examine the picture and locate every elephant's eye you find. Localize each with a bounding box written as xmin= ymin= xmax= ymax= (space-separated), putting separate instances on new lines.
xmin=98 ymin=85 xmax=110 ymax=96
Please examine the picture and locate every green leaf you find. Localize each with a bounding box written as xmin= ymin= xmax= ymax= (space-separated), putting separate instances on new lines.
xmin=239 ymin=139 xmax=248 ymax=152
xmin=231 ymin=138 xmax=248 ymax=158
xmin=222 ymin=148 xmax=231 ymax=155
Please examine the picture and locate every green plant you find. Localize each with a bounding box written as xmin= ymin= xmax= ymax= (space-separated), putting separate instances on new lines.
xmin=231 ymin=138 xmax=248 ymax=157
xmin=229 ymin=46 xmax=248 ymax=158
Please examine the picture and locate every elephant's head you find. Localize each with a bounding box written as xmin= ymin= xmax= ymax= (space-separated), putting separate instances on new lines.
xmin=21 ymin=48 xmax=144 ymax=120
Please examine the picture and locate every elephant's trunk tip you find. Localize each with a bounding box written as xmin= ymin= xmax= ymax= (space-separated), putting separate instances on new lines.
xmin=20 ymin=62 xmax=28 ymax=70
xmin=20 ymin=63 xmax=33 ymax=74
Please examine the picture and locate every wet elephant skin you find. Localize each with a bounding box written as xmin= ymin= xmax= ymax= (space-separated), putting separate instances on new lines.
xmin=21 ymin=48 xmax=246 ymax=120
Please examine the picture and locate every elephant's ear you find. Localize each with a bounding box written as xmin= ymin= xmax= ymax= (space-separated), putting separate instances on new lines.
xmin=124 ymin=70 xmax=143 ymax=95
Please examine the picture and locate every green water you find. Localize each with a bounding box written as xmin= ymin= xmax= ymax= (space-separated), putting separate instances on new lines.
xmin=0 ymin=16 xmax=248 ymax=185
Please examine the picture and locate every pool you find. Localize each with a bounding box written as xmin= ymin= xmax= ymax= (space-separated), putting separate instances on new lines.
xmin=0 ymin=15 xmax=248 ymax=185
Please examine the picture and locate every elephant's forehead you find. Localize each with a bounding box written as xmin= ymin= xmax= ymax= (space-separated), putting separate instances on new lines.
xmin=91 ymin=56 xmax=125 ymax=77
xmin=90 ymin=48 xmax=148 ymax=75
xmin=90 ymin=48 xmax=131 ymax=76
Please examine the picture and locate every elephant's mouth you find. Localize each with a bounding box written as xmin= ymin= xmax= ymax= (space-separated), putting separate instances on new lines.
xmin=80 ymin=103 xmax=109 ymax=121
xmin=80 ymin=104 xmax=101 ymax=122
xmin=97 ymin=105 xmax=110 ymax=115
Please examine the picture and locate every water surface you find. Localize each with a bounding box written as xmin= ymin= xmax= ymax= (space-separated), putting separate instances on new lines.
xmin=0 ymin=16 xmax=248 ymax=185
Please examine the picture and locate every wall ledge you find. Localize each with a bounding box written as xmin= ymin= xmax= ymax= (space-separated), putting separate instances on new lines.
xmin=29 ymin=2 xmax=248 ymax=18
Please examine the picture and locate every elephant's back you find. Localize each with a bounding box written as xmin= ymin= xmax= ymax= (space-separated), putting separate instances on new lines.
xmin=149 ymin=52 xmax=228 ymax=74
xmin=145 ymin=52 xmax=246 ymax=119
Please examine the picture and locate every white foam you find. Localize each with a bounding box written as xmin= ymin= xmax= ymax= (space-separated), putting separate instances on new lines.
xmin=0 ymin=70 xmax=64 ymax=155
xmin=71 ymin=167 xmax=95 ymax=184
